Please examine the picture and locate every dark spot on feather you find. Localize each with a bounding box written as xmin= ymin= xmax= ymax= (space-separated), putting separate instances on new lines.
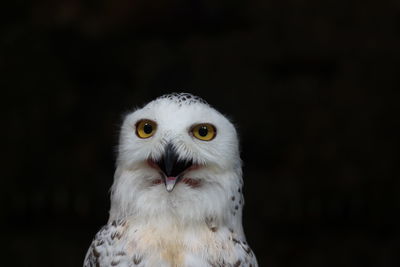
xmin=235 ymin=205 xmax=238 ymax=210
xmin=111 ymin=231 xmax=122 ymax=240
xmin=231 ymin=196 xmax=235 ymax=201
xmin=133 ymin=255 xmax=142 ymax=264
xmin=111 ymin=260 xmax=120 ymax=265
xmin=243 ymin=245 xmax=252 ymax=254
xmin=93 ymin=247 xmax=100 ymax=258
xmin=116 ymin=251 xmax=126 ymax=256
xmin=234 ymin=260 xmax=241 ymax=267
xmin=205 ymin=216 xmax=218 ymax=232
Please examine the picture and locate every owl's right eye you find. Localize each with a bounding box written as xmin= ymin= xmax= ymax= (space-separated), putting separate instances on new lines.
xmin=136 ymin=119 xmax=157 ymax=139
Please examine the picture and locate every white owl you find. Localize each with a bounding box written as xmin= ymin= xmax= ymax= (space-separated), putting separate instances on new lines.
xmin=84 ymin=93 xmax=258 ymax=267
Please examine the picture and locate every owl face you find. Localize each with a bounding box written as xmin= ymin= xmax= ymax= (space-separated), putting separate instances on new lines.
xmin=117 ymin=95 xmax=241 ymax=192
xmin=111 ymin=94 xmax=242 ymax=221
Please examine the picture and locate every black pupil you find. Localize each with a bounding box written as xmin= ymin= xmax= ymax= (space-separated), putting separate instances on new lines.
xmin=198 ymin=126 xmax=208 ymax=137
xmin=143 ymin=123 xmax=153 ymax=134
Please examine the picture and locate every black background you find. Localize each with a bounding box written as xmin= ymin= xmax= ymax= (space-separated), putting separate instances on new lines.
xmin=2 ymin=0 xmax=399 ymax=266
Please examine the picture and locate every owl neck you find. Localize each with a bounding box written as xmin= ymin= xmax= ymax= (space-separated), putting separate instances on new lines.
xmin=108 ymin=168 xmax=244 ymax=231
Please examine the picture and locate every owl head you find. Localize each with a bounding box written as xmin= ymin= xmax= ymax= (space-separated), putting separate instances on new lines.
xmin=110 ymin=93 xmax=243 ymax=226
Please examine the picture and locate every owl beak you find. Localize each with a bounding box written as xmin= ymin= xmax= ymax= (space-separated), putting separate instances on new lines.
xmin=157 ymin=143 xmax=192 ymax=192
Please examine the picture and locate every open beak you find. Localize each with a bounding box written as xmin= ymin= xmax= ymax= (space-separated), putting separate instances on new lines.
xmin=156 ymin=143 xmax=193 ymax=192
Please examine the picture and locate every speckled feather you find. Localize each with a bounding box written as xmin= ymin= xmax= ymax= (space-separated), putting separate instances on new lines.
xmin=84 ymin=93 xmax=258 ymax=267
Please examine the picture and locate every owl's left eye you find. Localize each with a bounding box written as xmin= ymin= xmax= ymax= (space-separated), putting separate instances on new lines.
xmin=136 ymin=119 xmax=157 ymax=139
xmin=191 ymin=123 xmax=216 ymax=141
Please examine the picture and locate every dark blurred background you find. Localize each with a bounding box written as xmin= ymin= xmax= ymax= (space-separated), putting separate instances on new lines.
xmin=2 ymin=0 xmax=399 ymax=266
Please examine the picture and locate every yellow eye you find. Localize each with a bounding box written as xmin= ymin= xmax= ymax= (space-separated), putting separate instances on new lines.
xmin=191 ymin=123 xmax=216 ymax=141
xmin=136 ymin=119 xmax=157 ymax=139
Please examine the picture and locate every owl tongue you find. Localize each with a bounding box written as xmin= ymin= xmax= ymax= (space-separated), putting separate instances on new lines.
xmin=165 ymin=176 xmax=178 ymax=192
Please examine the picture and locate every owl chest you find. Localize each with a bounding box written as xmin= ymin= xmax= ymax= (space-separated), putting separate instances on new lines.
xmin=122 ymin=225 xmax=232 ymax=267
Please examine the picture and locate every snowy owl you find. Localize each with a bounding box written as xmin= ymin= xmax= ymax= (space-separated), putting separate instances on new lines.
xmin=84 ymin=93 xmax=258 ymax=267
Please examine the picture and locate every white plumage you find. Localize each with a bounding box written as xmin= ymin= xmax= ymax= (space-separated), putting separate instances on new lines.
xmin=84 ymin=93 xmax=258 ymax=267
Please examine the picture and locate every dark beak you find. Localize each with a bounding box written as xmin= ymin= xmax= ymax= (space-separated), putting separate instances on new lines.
xmin=157 ymin=143 xmax=193 ymax=192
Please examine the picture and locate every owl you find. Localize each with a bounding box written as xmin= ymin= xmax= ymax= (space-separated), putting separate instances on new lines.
xmin=84 ymin=93 xmax=258 ymax=267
